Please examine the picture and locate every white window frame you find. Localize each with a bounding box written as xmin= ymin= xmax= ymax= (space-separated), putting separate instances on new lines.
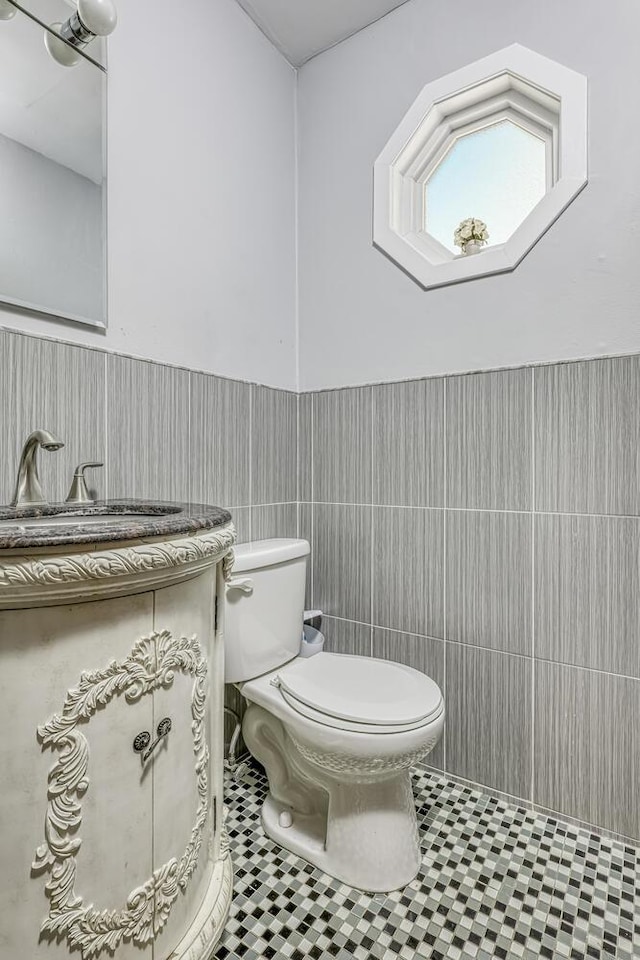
xmin=373 ymin=44 xmax=588 ymax=289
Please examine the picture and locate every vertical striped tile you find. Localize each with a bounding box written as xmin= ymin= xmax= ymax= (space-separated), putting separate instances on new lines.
xmin=372 ymin=378 xmax=445 ymax=507
xmin=322 ymin=617 xmax=371 ymax=657
xmin=298 ymin=392 xmax=313 ymax=502
xmin=372 ymin=507 xmax=444 ymax=638
xmin=0 ymin=332 xmax=106 ymax=504
xmin=372 ymin=628 xmax=444 ymax=682
xmin=313 ymin=504 xmax=371 ymax=623
xmin=298 ymin=503 xmax=313 ymax=608
xmin=446 ymin=510 xmax=532 ymax=655
xmin=534 ymin=661 xmax=640 ymax=839
xmin=190 ymin=373 xmax=251 ymax=509
xmin=446 ymin=644 xmax=532 ymax=798
xmin=251 ymin=386 xmax=297 ymax=505
xmin=229 ymin=506 xmax=251 ymax=544
xmin=251 ymin=503 xmax=297 ymax=541
xmin=107 ymin=355 xmax=189 ymax=501
xmin=535 ymin=356 xmax=640 ymax=515
xmin=446 ymin=368 xmax=532 ymax=510
xmin=372 ymin=628 xmax=444 ymax=768
xmin=535 ymin=514 xmax=640 ymax=678
xmin=313 ymin=387 xmax=372 ymax=503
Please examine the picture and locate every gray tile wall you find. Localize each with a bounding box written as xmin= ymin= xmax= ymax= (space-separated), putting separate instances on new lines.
xmin=0 ymin=330 xmax=107 ymax=504
xmin=5 ymin=325 xmax=639 ymax=842
xmin=0 ymin=328 xmax=297 ymax=546
xmin=302 ymin=357 xmax=640 ymax=843
xmin=0 ymin=327 xmax=298 ymax=764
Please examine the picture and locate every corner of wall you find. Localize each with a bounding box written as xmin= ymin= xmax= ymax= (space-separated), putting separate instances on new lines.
xmin=293 ymin=64 xmax=301 ymax=395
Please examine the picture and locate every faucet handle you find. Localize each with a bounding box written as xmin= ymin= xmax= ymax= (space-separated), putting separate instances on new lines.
xmin=65 ymin=462 xmax=104 ymax=504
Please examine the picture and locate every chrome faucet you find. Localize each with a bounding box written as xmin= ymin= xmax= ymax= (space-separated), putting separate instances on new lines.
xmin=11 ymin=429 xmax=65 ymax=508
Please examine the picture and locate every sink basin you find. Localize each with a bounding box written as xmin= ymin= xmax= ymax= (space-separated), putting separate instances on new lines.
xmin=0 ymin=513 xmax=158 ymax=530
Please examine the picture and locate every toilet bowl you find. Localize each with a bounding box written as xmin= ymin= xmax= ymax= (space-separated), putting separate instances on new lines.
xmin=225 ymin=539 xmax=445 ymax=893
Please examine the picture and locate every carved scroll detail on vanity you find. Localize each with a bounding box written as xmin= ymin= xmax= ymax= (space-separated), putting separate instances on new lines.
xmin=33 ymin=630 xmax=210 ymax=959
xmin=0 ymin=523 xmax=235 ymax=608
xmin=171 ymin=836 xmax=233 ymax=960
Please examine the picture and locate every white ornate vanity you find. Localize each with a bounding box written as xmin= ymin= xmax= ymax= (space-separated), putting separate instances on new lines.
xmin=0 ymin=500 xmax=235 ymax=960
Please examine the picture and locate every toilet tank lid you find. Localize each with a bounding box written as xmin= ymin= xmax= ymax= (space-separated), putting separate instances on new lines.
xmin=232 ymin=538 xmax=310 ymax=573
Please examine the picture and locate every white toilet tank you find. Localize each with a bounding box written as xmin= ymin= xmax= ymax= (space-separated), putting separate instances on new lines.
xmin=224 ymin=538 xmax=310 ymax=683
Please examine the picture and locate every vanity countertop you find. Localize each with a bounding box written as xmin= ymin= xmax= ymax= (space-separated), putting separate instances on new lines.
xmin=0 ymin=500 xmax=233 ymax=550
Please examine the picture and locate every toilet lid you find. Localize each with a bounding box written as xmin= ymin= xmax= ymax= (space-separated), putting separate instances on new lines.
xmin=276 ymin=653 xmax=443 ymax=727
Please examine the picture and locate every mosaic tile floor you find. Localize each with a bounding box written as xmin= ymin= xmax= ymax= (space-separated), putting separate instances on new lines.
xmin=216 ymin=761 xmax=640 ymax=960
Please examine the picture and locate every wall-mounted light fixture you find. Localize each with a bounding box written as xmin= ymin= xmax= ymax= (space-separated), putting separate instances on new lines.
xmin=45 ymin=0 xmax=117 ymax=67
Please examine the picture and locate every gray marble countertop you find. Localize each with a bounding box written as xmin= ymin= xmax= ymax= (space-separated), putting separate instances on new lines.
xmin=0 ymin=500 xmax=232 ymax=549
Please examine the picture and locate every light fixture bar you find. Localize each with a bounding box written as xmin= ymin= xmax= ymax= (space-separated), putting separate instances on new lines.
xmin=46 ymin=0 xmax=117 ymax=67
xmin=0 ymin=0 xmax=106 ymax=71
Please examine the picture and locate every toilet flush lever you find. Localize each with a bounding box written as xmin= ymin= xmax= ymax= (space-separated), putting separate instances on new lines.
xmin=226 ymin=577 xmax=253 ymax=595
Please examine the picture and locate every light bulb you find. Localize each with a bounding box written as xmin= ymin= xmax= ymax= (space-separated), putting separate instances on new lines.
xmin=77 ymin=0 xmax=117 ymax=37
xmin=44 ymin=25 xmax=82 ymax=67
xmin=0 ymin=0 xmax=16 ymax=20
xmin=44 ymin=0 xmax=117 ymax=67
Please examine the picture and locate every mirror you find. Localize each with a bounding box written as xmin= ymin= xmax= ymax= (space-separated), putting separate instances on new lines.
xmin=0 ymin=0 xmax=106 ymax=327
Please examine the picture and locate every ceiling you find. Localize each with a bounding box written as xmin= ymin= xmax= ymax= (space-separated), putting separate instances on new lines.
xmin=235 ymin=0 xmax=412 ymax=67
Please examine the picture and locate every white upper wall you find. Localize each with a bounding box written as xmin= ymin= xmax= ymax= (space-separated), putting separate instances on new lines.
xmin=297 ymin=0 xmax=640 ymax=390
xmin=1 ymin=0 xmax=298 ymax=390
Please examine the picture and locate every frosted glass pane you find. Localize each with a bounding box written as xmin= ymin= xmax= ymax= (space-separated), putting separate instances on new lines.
xmin=425 ymin=120 xmax=547 ymax=253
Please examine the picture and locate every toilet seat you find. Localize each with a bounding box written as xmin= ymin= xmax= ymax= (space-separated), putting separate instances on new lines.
xmin=273 ymin=653 xmax=443 ymax=734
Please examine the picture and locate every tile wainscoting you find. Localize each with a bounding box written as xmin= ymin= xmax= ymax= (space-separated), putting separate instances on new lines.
xmin=300 ymin=355 xmax=640 ymax=844
xmin=2 ymin=325 xmax=638 ymax=843
xmin=0 ymin=325 xmax=298 ymax=757
xmin=0 ymin=326 xmax=297 ymax=530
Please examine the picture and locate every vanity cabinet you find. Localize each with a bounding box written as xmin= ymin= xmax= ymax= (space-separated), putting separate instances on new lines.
xmin=0 ymin=516 xmax=235 ymax=960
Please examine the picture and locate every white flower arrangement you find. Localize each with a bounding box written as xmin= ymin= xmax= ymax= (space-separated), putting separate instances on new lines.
xmin=454 ymin=217 xmax=489 ymax=252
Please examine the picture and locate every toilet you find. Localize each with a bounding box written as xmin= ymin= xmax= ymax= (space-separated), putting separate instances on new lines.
xmin=225 ymin=538 xmax=444 ymax=893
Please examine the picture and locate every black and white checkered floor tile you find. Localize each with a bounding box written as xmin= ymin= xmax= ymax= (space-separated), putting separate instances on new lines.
xmin=216 ymin=762 xmax=640 ymax=960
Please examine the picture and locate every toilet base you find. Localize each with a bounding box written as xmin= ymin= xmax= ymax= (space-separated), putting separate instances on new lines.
xmin=261 ymin=772 xmax=421 ymax=893
xmin=243 ymin=703 xmax=423 ymax=893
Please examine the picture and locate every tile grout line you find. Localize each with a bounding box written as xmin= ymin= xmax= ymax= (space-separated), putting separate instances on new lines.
xmin=442 ymin=376 xmax=448 ymax=775
xmin=296 ymin=392 xmax=301 ymax=549
xmin=319 ymin=613 xmax=640 ymax=683
xmin=103 ymin=351 xmax=109 ymax=500
xmin=296 ymin=394 xmax=300 ymax=514
xmin=370 ymin=388 xmax=374 ymax=656
xmin=310 ymin=394 xmax=314 ymax=609
xmin=297 ymin=499 xmax=640 ymax=523
xmin=187 ymin=370 xmax=192 ymax=504
xmin=248 ymin=386 xmax=253 ymax=544
xmin=530 ymin=365 xmax=536 ymax=806
xmin=249 ymin=500 xmax=299 ymax=509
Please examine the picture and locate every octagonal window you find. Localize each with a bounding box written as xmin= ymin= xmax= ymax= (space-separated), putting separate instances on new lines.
xmin=424 ymin=119 xmax=548 ymax=254
xmin=373 ymin=45 xmax=588 ymax=290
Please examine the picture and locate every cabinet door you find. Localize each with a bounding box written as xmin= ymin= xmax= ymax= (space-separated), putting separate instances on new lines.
xmin=0 ymin=592 xmax=155 ymax=960
xmin=149 ymin=570 xmax=218 ymax=958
